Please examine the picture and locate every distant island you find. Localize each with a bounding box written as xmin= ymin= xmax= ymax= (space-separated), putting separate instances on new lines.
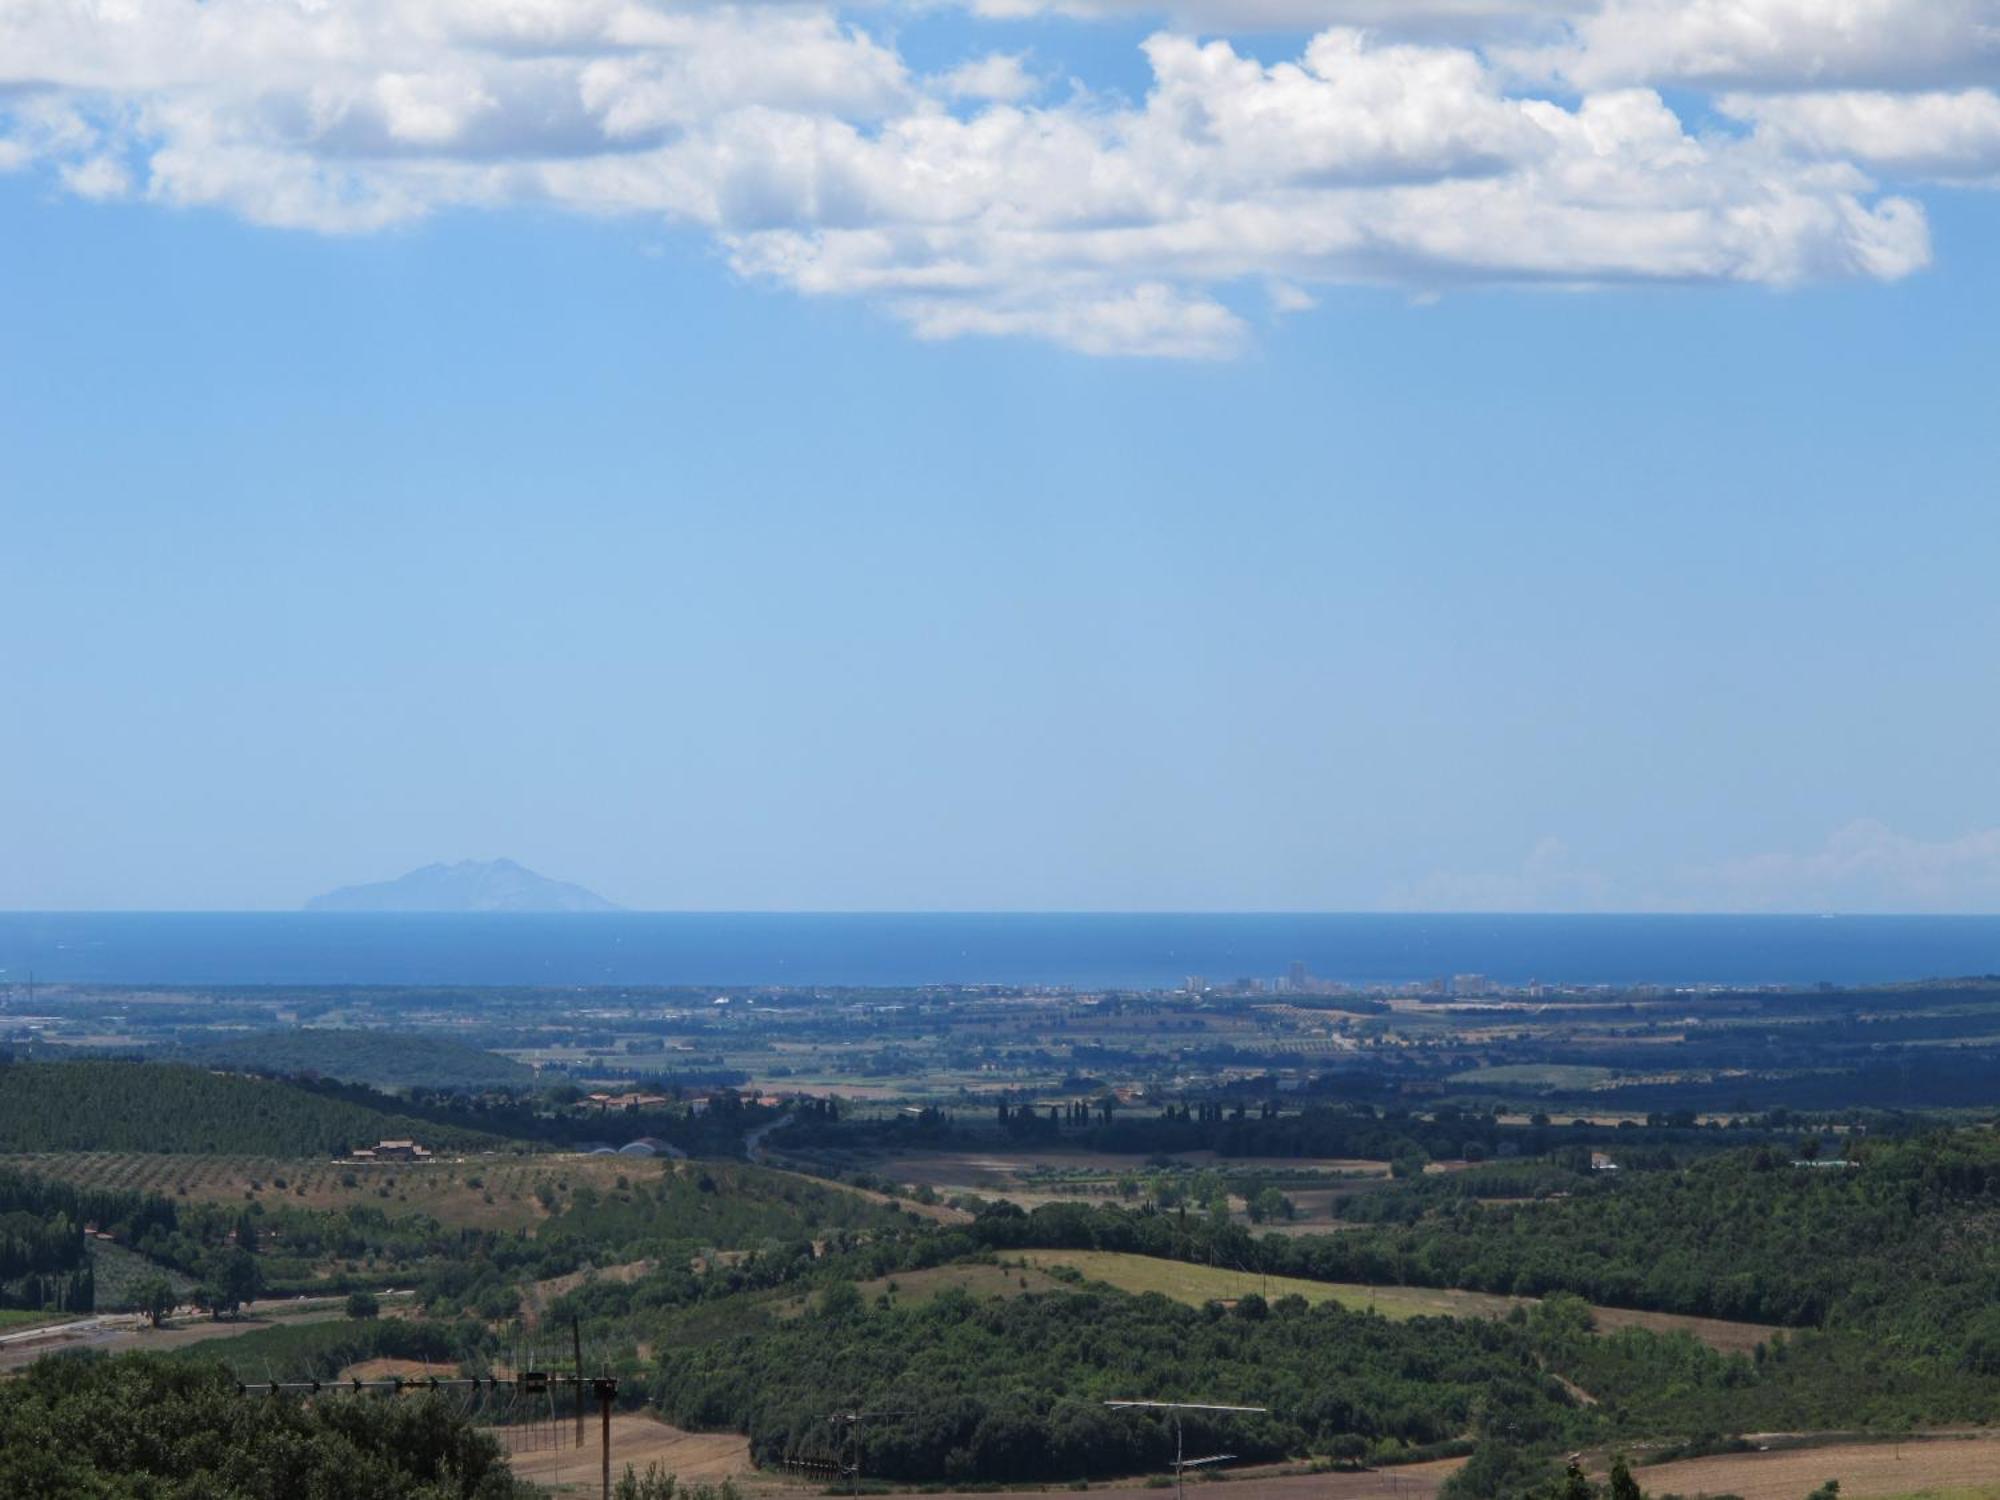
xmin=304 ymin=858 xmax=618 ymax=913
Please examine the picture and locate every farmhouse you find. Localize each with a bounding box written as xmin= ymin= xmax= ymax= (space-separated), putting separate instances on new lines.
xmin=349 ymin=1138 xmax=433 ymax=1162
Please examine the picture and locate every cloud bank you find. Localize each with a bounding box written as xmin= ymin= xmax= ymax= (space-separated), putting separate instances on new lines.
xmin=1395 ymin=821 xmax=2000 ymax=914
xmin=1693 ymin=820 xmax=2000 ymax=914
xmin=6 ymin=0 xmax=1997 ymax=353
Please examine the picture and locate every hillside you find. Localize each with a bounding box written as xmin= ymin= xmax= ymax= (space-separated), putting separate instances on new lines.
xmin=305 ymin=858 xmax=616 ymax=912
xmin=172 ymin=1029 xmax=536 ymax=1090
xmin=0 ymin=1060 xmax=509 ymax=1157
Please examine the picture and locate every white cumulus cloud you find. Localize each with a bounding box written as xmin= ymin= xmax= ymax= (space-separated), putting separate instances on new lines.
xmin=0 ymin=0 xmax=1974 ymax=355
xmin=1528 ymin=0 xmax=2000 ymax=92
xmin=935 ymin=53 xmax=1040 ymax=104
xmin=967 ymin=0 xmax=1585 ymax=43
xmin=1724 ymin=89 xmax=2000 ymax=183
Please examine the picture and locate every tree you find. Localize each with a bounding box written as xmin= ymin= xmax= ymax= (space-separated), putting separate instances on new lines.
xmin=1559 ymin=1462 xmax=1597 ymax=1500
xmin=817 ymin=1280 xmax=863 ymax=1321
xmin=207 ymin=1247 xmax=263 ymax=1320
xmin=1247 ymin=1188 xmax=1293 ymax=1224
xmin=1192 ymin=1170 xmax=1228 ymax=1216
xmin=137 ymin=1276 xmax=175 ymax=1329
xmin=0 ymin=1353 xmax=533 ymax=1497
xmin=1608 ymin=1456 xmax=1642 ymax=1500
xmin=347 ymin=1290 xmax=381 ymax=1319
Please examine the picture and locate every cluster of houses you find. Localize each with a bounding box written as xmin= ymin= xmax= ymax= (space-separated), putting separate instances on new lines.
xmin=580 ymin=1087 xmax=797 ymax=1115
xmin=581 ymin=1091 xmax=673 ymax=1112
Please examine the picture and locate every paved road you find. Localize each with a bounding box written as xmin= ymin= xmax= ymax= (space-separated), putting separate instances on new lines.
xmin=744 ymin=1113 xmax=795 ymax=1163
xmin=0 ymin=1293 xmax=404 ymax=1372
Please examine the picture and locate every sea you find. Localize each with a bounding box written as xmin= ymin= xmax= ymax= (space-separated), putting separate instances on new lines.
xmin=0 ymin=912 xmax=1997 ymax=991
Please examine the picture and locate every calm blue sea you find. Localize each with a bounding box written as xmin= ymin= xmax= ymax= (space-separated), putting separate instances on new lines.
xmin=0 ymin=912 xmax=1996 ymax=990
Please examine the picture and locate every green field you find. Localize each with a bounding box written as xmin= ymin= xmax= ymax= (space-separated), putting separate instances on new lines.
xmin=88 ymin=1238 xmax=198 ymax=1310
xmin=1017 ymin=1250 xmax=1779 ymax=1354
xmin=1020 ymin=1249 xmax=1530 ymax=1319
xmin=1446 ymin=1063 xmax=1618 ymax=1089
xmin=0 ymin=1308 xmax=79 ymax=1331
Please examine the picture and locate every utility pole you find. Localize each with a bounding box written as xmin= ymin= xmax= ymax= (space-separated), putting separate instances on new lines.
xmin=573 ymin=1318 xmax=586 ymax=1450
xmin=824 ymin=1407 xmax=912 ymax=1498
xmin=595 ymin=1377 xmax=618 ymax=1500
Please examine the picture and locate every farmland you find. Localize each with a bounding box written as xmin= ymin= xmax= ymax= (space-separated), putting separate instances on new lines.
xmin=1021 ymin=1249 xmax=1532 ymax=1320
xmin=798 ymin=1260 xmax=1074 ymax=1312
xmin=805 ymin=1147 xmax=1396 ymax=1228
xmin=0 ymin=1308 xmax=73 ymax=1332
xmin=899 ymin=1462 xmax=1468 ymax=1500
xmin=501 ymin=1416 xmax=750 ymax=1494
xmin=15 ymin=981 xmax=2000 ymax=1499
xmin=1623 ymin=1436 xmax=2000 ymax=1500
xmin=1016 ymin=1250 xmax=1781 ymax=1354
xmin=0 ymin=1149 xmax=649 ymax=1230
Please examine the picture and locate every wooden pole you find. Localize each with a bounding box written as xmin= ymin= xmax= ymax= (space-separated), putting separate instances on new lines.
xmin=574 ymin=1318 xmax=586 ymax=1450
xmin=595 ymin=1377 xmax=618 ymax=1500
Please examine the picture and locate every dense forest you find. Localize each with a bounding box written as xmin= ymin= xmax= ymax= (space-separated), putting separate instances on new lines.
xmin=0 ymin=1354 xmax=531 ymax=1498
xmin=554 ymin=1193 xmax=2000 ymax=1493
xmin=167 ymin=1029 xmax=537 ymax=1091
xmin=652 ymin=1284 xmax=1584 ymax=1481
xmin=960 ymin=1131 xmax=2000 ymax=1335
xmin=782 ymin=1099 xmax=1784 ymax=1175
xmin=0 ymin=1060 xmax=507 ymax=1156
xmin=52 ymin=1062 xmax=796 ymax=1158
xmin=0 ymin=1169 xmax=182 ymax=1311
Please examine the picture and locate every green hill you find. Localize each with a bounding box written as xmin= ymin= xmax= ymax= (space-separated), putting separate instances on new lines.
xmin=172 ymin=1029 xmax=535 ymax=1091
xmin=0 ymin=1060 xmax=509 ymax=1158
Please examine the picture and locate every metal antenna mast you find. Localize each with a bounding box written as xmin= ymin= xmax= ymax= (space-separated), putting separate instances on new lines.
xmin=1104 ymin=1400 xmax=1269 ymax=1500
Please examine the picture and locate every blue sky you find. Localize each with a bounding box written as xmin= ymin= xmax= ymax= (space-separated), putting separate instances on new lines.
xmin=4 ymin=0 xmax=1999 ymax=912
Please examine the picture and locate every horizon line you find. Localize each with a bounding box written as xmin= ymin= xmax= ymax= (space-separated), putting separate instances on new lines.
xmin=3 ymin=908 xmax=2000 ymax=920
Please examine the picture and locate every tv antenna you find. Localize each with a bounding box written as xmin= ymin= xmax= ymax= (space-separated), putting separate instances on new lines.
xmin=1104 ymin=1400 xmax=1269 ymax=1500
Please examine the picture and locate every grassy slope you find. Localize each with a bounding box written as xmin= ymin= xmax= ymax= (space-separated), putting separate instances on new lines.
xmin=1022 ymin=1250 xmax=1779 ymax=1354
xmin=1022 ymin=1249 xmax=1530 ymax=1318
